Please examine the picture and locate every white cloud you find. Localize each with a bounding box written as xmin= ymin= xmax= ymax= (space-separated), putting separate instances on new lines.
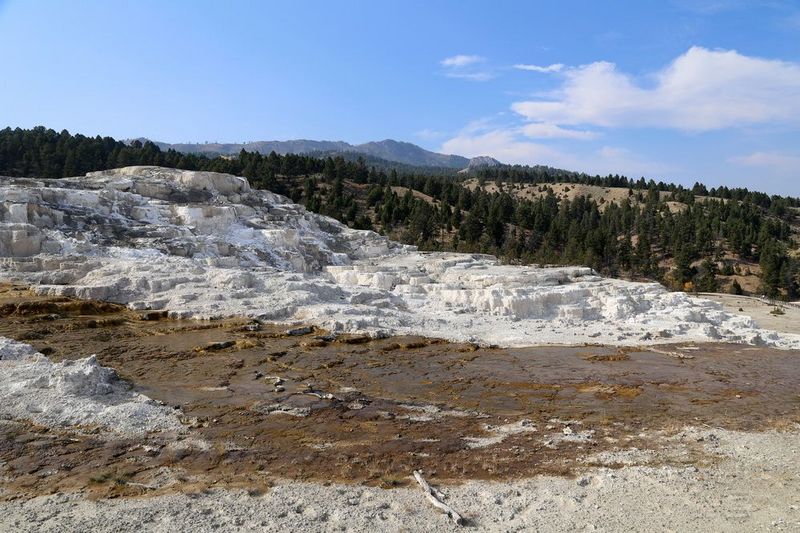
xmin=511 ymin=46 xmax=800 ymax=131
xmin=444 ymin=71 xmax=495 ymax=81
xmin=729 ymin=151 xmax=800 ymax=173
xmin=441 ymin=54 xmax=484 ymax=67
xmin=440 ymin=119 xmax=672 ymax=177
xmin=440 ymin=54 xmax=493 ymax=81
xmin=593 ymin=146 xmax=675 ymax=177
xmin=439 ymin=47 xmax=798 ymax=187
xmin=513 ymin=63 xmax=564 ymax=73
xmin=414 ymin=128 xmax=446 ymax=141
xmin=672 ymin=0 xmax=747 ymax=14
xmin=441 ymin=128 xmax=567 ymax=165
xmin=520 ymin=122 xmax=597 ymax=140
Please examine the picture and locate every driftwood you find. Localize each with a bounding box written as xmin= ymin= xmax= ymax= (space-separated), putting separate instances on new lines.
xmin=126 ymin=482 xmax=157 ymax=490
xmin=304 ymin=391 xmax=334 ymax=399
xmin=413 ymin=470 xmax=465 ymax=526
xmin=650 ymin=347 xmax=695 ymax=360
xmin=303 ymin=384 xmax=335 ymax=399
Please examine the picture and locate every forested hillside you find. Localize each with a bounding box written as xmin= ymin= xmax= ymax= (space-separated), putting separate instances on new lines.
xmin=2 ymin=126 xmax=798 ymax=299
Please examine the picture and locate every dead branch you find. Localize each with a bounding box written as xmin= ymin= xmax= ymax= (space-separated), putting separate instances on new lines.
xmin=412 ymin=470 xmax=465 ymax=526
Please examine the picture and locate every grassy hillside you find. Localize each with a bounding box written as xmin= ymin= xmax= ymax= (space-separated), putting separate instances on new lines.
xmin=2 ymin=126 xmax=798 ymax=299
xmin=463 ymin=179 xmax=800 ymax=295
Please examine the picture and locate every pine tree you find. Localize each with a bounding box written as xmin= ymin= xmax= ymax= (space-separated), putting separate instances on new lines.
xmin=695 ymin=258 xmax=718 ymax=292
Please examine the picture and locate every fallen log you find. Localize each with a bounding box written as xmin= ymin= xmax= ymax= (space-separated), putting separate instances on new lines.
xmin=412 ymin=470 xmax=465 ymax=526
xmin=650 ymin=347 xmax=695 ymax=359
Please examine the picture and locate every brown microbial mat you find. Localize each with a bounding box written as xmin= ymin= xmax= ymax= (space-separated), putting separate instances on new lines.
xmin=0 ymin=284 xmax=799 ymax=499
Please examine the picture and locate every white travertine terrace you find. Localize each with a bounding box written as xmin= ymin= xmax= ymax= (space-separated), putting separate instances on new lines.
xmin=1 ymin=166 xmax=798 ymax=349
xmin=0 ymin=337 xmax=182 ymax=435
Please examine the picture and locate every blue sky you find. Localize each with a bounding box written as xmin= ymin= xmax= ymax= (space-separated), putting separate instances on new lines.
xmin=1 ymin=1 xmax=799 ymax=194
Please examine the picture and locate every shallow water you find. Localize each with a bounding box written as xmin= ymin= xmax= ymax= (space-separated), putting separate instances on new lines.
xmin=1 ymin=284 xmax=799 ymax=499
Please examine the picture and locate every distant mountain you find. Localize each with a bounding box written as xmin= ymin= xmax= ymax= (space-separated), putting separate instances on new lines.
xmin=459 ymin=156 xmax=503 ymax=174
xmin=136 ymin=138 xmax=473 ymax=169
xmin=352 ymin=140 xmax=469 ymax=168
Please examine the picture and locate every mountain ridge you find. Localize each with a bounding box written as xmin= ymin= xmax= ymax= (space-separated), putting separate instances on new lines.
xmin=133 ymin=137 xmax=474 ymax=169
xmin=458 ymin=155 xmax=503 ymax=174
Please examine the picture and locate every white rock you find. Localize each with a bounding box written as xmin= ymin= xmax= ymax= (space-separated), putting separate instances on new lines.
xmin=0 ymin=166 xmax=798 ymax=349
xmin=0 ymin=337 xmax=182 ymax=435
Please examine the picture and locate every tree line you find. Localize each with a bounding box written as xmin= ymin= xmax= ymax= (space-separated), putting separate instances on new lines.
xmin=1 ymin=126 xmax=798 ymax=299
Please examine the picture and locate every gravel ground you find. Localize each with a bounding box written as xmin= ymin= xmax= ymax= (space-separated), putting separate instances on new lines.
xmin=2 ymin=426 xmax=798 ymax=532
xmin=699 ymin=293 xmax=800 ymax=335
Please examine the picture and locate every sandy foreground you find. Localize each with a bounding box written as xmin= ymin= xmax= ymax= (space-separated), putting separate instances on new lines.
xmin=1 ymin=168 xmax=799 ymax=531
xmin=700 ymin=293 xmax=800 ymax=335
xmin=1 ymin=427 xmax=798 ymax=532
xmin=0 ymin=287 xmax=799 ymax=532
